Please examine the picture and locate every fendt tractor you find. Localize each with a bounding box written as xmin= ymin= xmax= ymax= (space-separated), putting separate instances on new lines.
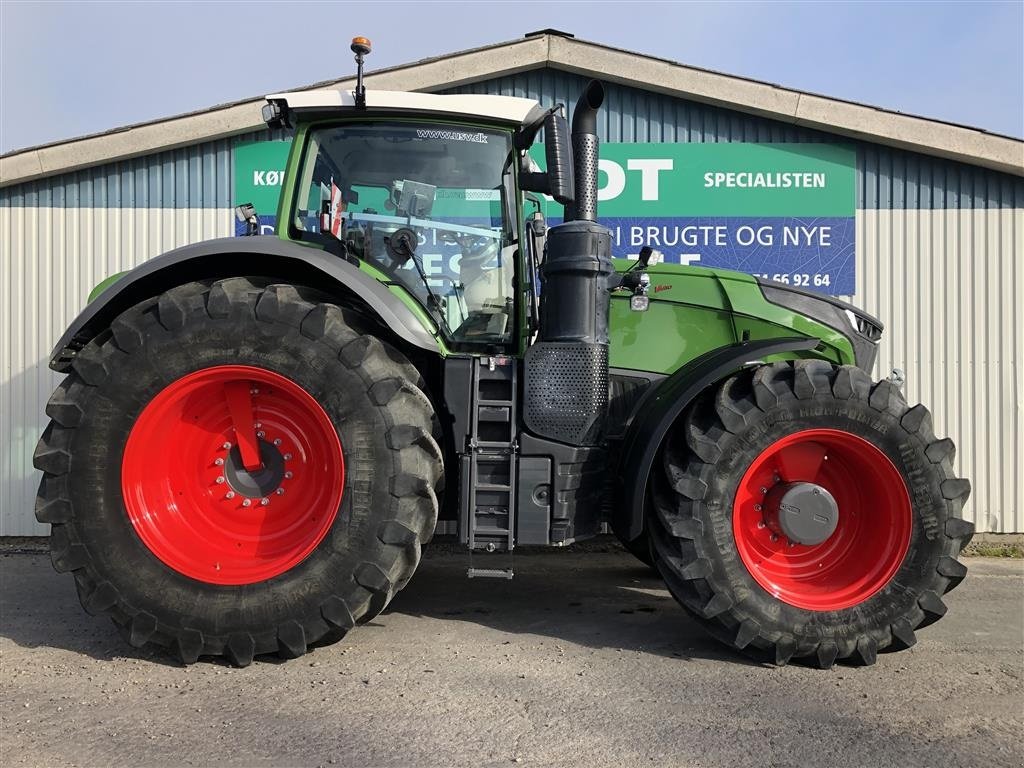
xmin=35 ymin=38 xmax=973 ymax=669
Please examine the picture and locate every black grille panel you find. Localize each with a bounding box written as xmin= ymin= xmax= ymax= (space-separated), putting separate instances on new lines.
xmin=524 ymin=342 xmax=608 ymax=446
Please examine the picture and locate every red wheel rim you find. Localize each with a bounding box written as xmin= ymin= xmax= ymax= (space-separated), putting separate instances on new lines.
xmin=122 ymin=365 xmax=344 ymax=585
xmin=733 ymin=428 xmax=912 ymax=611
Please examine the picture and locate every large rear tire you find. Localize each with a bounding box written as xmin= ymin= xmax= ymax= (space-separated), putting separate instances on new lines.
xmin=34 ymin=278 xmax=443 ymax=666
xmin=649 ymin=360 xmax=973 ymax=668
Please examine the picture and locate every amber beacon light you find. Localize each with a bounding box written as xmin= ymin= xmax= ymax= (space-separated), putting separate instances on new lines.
xmin=351 ymin=36 xmax=372 ymax=108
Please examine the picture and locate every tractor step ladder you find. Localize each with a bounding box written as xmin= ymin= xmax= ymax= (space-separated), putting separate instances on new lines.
xmin=464 ymin=356 xmax=516 ymax=579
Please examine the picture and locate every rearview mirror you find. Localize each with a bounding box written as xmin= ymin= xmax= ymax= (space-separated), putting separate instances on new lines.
xmin=543 ymin=112 xmax=574 ymax=206
xmin=519 ymin=112 xmax=575 ymax=207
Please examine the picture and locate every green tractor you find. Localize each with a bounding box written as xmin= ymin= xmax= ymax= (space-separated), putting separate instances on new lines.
xmin=35 ymin=39 xmax=972 ymax=668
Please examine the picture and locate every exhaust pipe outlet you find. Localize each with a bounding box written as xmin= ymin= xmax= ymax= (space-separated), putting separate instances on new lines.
xmin=567 ymin=80 xmax=605 ymax=223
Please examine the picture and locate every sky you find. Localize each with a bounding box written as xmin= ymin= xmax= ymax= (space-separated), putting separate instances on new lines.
xmin=1 ymin=0 xmax=1022 ymax=155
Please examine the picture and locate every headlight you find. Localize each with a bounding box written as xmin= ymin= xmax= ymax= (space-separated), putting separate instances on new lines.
xmin=844 ymin=308 xmax=883 ymax=342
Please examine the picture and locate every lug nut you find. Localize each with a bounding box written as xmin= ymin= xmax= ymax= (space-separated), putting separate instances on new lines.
xmin=284 ymin=453 xmax=292 ymax=461
xmin=284 ymin=471 xmax=293 ymax=479
xmin=215 ymin=476 xmax=225 ymax=484
xmin=754 ymin=504 xmax=762 ymax=512
xmin=257 ymin=431 xmax=265 ymax=439
xmin=260 ymin=498 xmax=270 ymax=506
xmin=770 ymin=534 xmax=779 ymax=543
xmin=254 ymin=422 xmax=262 ymax=429
xmin=273 ymin=438 xmax=282 ymax=446
xmin=226 ymin=491 xmax=235 ymax=499
xmin=757 ymin=521 xmax=765 ymax=529
xmin=222 ymin=442 xmax=231 ymax=450
xmin=214 ymin=458 xmax=224 ymax=466
xmin=760 ymin=487 xmax=767 ymax=495
xmin=242 ymin=499 xmax=252 ymax=507
xmin=275 ymin=488 xmax=285 ymax=495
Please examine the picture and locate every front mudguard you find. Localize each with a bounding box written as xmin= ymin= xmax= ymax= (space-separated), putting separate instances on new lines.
xmin=613 ymin=337 xmax=821 ymax=543
xmin=49 ymin=236 xmax=440 ymax=372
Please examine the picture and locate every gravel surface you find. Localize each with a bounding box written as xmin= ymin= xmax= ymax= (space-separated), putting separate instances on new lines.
xmin=1 ymin=542 xmax=1021 ymax=768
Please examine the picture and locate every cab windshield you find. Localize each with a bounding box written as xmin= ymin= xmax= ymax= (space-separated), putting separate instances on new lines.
xmin=294 ymin=122 xmax=517 ymax=344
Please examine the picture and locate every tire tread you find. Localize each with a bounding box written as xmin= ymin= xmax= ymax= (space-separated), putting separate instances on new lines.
xmin=33 ymin=276 xmax=442 ymax=666
xmin=648 ymin=361 xmax=972 ymax=667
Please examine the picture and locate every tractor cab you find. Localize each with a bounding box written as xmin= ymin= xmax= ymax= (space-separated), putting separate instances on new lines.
xmin=284 ymin=115 xmax=520 ymax=345
xmin=261 ymin=83 xmax=562 ymax=350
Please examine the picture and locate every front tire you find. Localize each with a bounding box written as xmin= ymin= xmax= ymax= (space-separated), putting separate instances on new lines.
xmin=649 ymin=360 xmax=973 ymax=667
xmin=34 ymin=278 xmax=443 ymax=666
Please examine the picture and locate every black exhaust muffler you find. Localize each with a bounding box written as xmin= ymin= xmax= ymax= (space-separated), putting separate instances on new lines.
xmin=523 ymin=80 xmax=614 ymax=447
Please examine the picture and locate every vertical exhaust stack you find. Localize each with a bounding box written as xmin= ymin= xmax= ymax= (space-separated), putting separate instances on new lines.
xmin=566 ymin=80 xmax=605 ymax=223
xmin=523 ymin=80 xmax=615 ymax=447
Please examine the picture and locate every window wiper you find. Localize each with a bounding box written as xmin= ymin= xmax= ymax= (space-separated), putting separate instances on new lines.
xmin=410 ymin=253 xmax=446 ymax=319
xmin=383 ymin=228 xmax=447 ymax=324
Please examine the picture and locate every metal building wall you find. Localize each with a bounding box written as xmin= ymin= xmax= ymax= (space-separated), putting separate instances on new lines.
xmin=1 ymin=69 xmax=1021 ymax=535
xmin=0 ymin=130 xmax=279 ymax=534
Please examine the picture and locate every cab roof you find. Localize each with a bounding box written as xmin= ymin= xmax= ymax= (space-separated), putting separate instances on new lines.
xmin=265 ymin=88 xmax=546 ymax=127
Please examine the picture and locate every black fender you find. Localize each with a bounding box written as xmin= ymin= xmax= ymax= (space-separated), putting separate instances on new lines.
xmin=613 ymin=337 xmax=822 ymax=543
xmin=49 ymin=236 xmax=440 ymax=372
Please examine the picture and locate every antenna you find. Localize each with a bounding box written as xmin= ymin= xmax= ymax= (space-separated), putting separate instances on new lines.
xmin=351 ymin=36 xmax=372 ymax=109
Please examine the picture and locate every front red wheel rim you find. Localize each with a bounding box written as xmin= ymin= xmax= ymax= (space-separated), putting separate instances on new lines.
xmin=122 ymin=365 xmax=345 ymax=585
xmin=733 ymin=428 xmax=912 ymax=611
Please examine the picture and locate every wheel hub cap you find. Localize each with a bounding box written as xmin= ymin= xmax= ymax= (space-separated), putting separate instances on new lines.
xmin=764 ymin=481 xmax=839 ymax=546
xmin=222 ymin=439 xmax=287 ymax=499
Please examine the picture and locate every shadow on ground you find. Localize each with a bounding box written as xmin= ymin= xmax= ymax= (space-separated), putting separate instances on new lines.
xmin=0 ymin=539 xmax=754 ymax=667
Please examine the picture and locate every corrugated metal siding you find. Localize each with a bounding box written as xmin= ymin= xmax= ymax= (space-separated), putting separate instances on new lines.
xmin=859 ymin=208 xmax=1023 ymax=534
xmin=0 ymin=129 xmax=287 ymax=209
xmin=1 ymin=128 xmax=289 ymax=535
xmin=445 ymin=71 xmax=832 ymax=144
xmin=1 ymin=68 xmax=1021 ymax=534
xmin=0 ymin=203 xmax=238 ymax=535
xmin=445 ymin=71 xmax=1024 ymax=209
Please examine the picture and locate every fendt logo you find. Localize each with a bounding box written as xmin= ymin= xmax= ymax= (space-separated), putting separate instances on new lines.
xmin=252 ymin=170 xmax=285 ymax=186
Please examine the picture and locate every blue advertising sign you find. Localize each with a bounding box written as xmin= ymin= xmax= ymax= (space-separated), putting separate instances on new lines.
xmin=233 ymin=140 xmax=857 ymax=294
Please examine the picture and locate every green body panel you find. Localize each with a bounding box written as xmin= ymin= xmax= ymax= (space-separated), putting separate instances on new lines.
xmin=609 ymin=295 xmax=735 ymax=372
xmin=608 ymin=259 xmax=855 ymax=374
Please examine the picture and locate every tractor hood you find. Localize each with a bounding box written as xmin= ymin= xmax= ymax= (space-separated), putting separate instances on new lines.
xmin=609 ymin=260 xmax=884 ymax=374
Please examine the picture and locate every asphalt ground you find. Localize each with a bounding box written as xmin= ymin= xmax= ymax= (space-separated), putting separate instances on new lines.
xmin=1 ymin=541 xmax=1021 ymax=768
